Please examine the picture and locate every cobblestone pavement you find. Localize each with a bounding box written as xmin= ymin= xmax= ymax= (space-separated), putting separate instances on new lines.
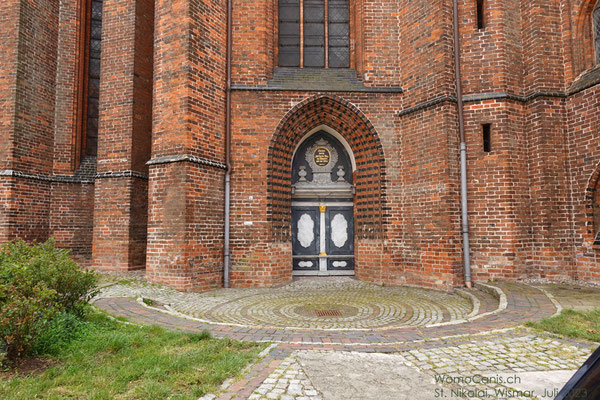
xmin=93 ymin=279 xmax=555 ymax=346
xmin=218 ymin=334 xmax=596 ymax=400
xmin=93 ymin=276 xmax=599 ymax=399
xmin=97 ymin=277 xmax=476 ymax=330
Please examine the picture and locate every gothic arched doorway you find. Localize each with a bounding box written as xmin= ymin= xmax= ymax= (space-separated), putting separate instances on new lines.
xmin=291 ymin=129 xmax=355 ymax=275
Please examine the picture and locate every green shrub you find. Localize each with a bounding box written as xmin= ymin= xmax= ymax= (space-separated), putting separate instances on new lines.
xmin=0 ymin=239 xmax=98 ymax=315
xmin=0 ymin=239 xmax=98 ymax=364
xmin=0 ymin=282 xmax=59 ymax=362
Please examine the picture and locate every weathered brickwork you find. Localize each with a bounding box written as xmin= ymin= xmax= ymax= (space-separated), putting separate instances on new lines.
xmin=146 ymin=0 xmax=227 ymax=290
xmin=0 ymin=0 xmax=58 ymax=244
xmin=0 ymin=0 xmax=598 ymax=290
xmin=147 ymin=163 xmax=225 ymax=291
xmin=567 ymin=80 xmax=600 ymax=281
xmin=92 ymin=0 xmax=154 ymax=271
xmin=51 ymin=182 xmax=95 ymax=264
xmin=393 ymin=102 xmax=464 ymax=288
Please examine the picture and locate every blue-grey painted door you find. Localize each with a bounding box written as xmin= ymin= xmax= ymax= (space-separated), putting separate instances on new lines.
xmin=325 ymin=206 xmax=354 ymax=271
xmin=292 ymin=204 xmax=354 ymax=274
xmin=292 ymin=206 xmax=320 ymax=271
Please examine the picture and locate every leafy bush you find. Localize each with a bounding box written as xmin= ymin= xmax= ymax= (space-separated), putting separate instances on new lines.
xmin=0 ymin=239 xmax=98 ymax=315
xmin=0 ymin=282 xmax=59 ymax=362
xmin=0 ymin=239 xmax=98 ymax=364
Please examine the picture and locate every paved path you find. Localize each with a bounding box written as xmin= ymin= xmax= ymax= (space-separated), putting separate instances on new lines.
xmin=93 ymin=277 xmax=598 ymax=400
xmin=97 ymin=278 xmax=477 ymax=330
xmin=95 ymin=280 xmax=554 ymax=348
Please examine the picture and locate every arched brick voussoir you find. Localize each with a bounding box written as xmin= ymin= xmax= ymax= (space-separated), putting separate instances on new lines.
xmin=267 ymin=95 xmax=387 ymax=242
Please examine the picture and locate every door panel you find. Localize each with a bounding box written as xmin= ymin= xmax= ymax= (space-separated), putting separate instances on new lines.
xmin=292 ymin=204 xmax=354 ymax=274
xmin=293 ymin=257 xmax=320 ymax=271
xmin=327 ymin=257 xmax=354 ymax=271
xmin=325 ymin=207 xmax=353 ymax=256
xmin=292 ymin=207 xmax=320 ymax=257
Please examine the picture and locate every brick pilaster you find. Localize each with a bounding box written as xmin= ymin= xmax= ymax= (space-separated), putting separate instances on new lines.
xmin=0 ymin=0 xmax=58 ymax=243
xmin=146 ymin=0 xmax=227 ymax=291
xmin=92 ymin=0 xmax=154 ymax=270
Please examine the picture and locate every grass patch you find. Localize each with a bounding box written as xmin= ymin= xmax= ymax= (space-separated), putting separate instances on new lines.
xmin=526 ymin=309 xmax=600 ymax=342
xmin=0 ymin=311 xmax=266 ymax=400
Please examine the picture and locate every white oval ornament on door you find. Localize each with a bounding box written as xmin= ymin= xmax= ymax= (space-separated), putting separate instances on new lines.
xmin=331 ymin=213 xmax=348 ymax=248
xmin=298 ymin=261 xmax=313 ymax=268
xmin=298 ymin=214 xmax=315 ymax=248
xmin=332 ymin=261 xmax=348 ymax=268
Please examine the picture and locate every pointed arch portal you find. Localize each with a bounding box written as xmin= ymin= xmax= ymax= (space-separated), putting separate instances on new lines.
xmin=267 ymin=95 xmax=386 ymax=278
xmin=291 ymin=130 xmax=355 ymax=275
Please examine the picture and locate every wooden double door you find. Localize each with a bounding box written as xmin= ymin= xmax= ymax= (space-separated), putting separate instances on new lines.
xmin=292 ymin=202 xmax=354 ymax=275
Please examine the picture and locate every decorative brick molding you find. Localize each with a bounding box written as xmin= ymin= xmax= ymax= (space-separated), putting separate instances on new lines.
xmin=0 ymin=170 xmax=95 ymax=184
xmin=268 ymin=95 xmax=386 ymax=241
xmin=147 ymin=155 xmax=227 ymax=170
xmin=95 ymin=171 xmax=149 ymax=180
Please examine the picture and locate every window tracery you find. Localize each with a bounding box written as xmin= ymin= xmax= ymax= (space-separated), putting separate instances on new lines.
xmin=278 ymin=0 xmax=349 ymax=68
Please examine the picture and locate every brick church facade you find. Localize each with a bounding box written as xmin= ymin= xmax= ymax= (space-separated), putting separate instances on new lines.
xmin=0 ymin=0 xmax=599 ymax=291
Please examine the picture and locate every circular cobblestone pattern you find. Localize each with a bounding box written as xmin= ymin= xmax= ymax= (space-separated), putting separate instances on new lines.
xmin=98 ymin=277 xmax=474 ymax=330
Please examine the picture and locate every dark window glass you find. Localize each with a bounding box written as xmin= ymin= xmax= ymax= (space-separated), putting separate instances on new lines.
xmin=476 ymin=0 xmax=485 ymax=30
xmin=86 ymin=0 xmax=103 ymax=157
xmin=482 ymin=124 xmax=492 ymax=153
xmin=304 ymin=0 xmax=325 ymax=67
xmin=594 ymin=1 xmax=600 ymax=64
xmin=278 ymin=0 xmax=349 ymax=68
xmin=328 ymin=0 xmax=349 ymax=67
xmin=279 ymin=0 xmax=301 ymax=67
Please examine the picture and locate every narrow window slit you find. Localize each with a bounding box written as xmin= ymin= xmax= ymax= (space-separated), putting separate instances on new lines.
xmin=482 ymin=124 xmax=492 ymax=153
xmin=594 ymin=0 xmax=600 ymax=64
xmin=476 ymin=0 xmax=485 ymax=30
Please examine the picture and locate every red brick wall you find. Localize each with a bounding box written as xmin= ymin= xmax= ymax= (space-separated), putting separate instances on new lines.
xmin=570 ymin=0 xmax=598 ymax=77
xmin=463 ymin=101 xmax=531 ymax=281
xmin=49 ymin=0 xmax=96 ymax=262
xmin=567 ymin=83 xmax=600 ymax=282
xmin=147 ymin=0 xmax=227 ymax=290
xmin=147 ymin=163 xmax=225 ymax=291
xmin=53 ymin=0 xmax=82 ymax=175
xmin=92 ymin=0 xmax=153 ymax=271
xmin=227 ymin=90 xmax=467 ymax=289
xmin=0 ymin=0 xmax=20 ymax=173
xmin=231 ymin=0 xmax=273 ymax=84
xmin=152 ymin=0 xmax=227 ymax=162
xmin=51 ymin=182 xmax=95 ymax=264
xmin=393 ymin=102 xmax=464 ymax=288
xmin=526 ymin=97 xmax=574 ymax=279
xmin=1 ymin=0 xmax=599 ymax=289
xmin=399 ymin=0 xmax=455 ymax=103
xmin=0 ymin=0 xmax=58 ymax=243
xmin=11 ymin=0 xmax=58 ymax=176
xmin=0 ymin=0 xmax=19 ymax=242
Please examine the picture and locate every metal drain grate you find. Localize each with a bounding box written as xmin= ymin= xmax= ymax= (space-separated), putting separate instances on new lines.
xmin=315 ymin=310 xmax=342 ymax=317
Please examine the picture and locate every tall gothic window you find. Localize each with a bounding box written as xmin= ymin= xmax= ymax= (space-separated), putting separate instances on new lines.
xmin=278 ymin=0 xmax=350 ymax=68
xmin=84 ymin=0 xmax=103 ymax=157
xmin=594 ymin=0 xmax=600 ymax=64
